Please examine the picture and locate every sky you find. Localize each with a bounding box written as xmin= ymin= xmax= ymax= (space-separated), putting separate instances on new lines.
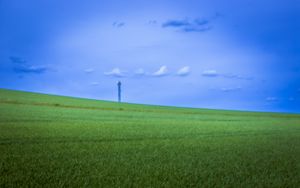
xmin=0 ymin=0 xmax=299 ymax=113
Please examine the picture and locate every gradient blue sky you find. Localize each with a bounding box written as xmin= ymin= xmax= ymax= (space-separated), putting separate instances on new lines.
xmin=0 ymin=0 xmax=299 ymax=113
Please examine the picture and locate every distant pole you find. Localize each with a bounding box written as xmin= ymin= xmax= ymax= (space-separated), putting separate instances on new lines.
xmin=117 ymin=81 xmax=121 ymax=102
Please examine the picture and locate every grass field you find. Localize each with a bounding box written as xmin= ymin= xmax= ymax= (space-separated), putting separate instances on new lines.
xmin=0 ymin=88 xmax=300 ymax=187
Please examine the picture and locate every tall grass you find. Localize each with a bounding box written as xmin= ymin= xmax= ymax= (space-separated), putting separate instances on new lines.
xmin=0 ymin=89 xmax=299 ymax=187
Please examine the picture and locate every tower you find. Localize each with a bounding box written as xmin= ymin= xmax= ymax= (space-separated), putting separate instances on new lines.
xmin=117 ymin=81 xmax=121 ymax=102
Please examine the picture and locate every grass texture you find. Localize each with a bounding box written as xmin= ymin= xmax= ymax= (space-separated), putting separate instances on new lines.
xmin=0 ymin=88 xmax=300 ymax=187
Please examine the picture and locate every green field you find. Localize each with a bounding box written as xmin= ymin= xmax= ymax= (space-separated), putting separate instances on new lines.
xmin=0 ymin=88 xmax=300 ymax=187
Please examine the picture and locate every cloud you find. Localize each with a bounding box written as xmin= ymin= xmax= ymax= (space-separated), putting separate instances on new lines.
xmin=84 ymin=68 xmax=95 ymax=73
xmin=148 ymin=20 xmax=157 ymax=25
xmin=104 ymin=68 xmax=125 ymax=77
xmin=194 ymin=19 xmax=209 ymax=26
xmin=103 ymin=66 xmax=191 ymax=78
xmin=10 ymin=56 xmax=49 ymax=74
xmin=202 ymin=70 xmax=218 ymax=77
xmin=162 ymin=18 xmax=212 ymax=33
xmin=182 ymin=26 xmax=212 ymax=33
xmin=10 ymin=56 xmax=26 ymax=64
xmin=221 ymin=87 xmax=242 ymax=92
xmin=113 ymin=22 xmax=125 ymax=28
xmin=266 ymin=97 xmax=278 ymax=102
xmin=222 ymin=73 xmax=253 ymax=80
xmin=162 ymin=20 xmax=190 ymax=28
xmin=176 ymin=66 xmax=191 ymax=76
xmin=13 ymin=65 xmax=48 ymax=74
xmin=134 ymin=68 xmax=146 ymax=76
xmin=289 ymin=97 xmax=295 ymax=101
xmin=90 ymin=82 xmax=99 ymax=86
xmin=152 ymin=66 xmax=168 ymax=77
xmin=201 ymin=70 xmax=253 ymax=80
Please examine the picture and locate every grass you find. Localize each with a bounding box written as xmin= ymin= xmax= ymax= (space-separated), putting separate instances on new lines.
xmin=0 ymin=88 xmax=300 ymax=187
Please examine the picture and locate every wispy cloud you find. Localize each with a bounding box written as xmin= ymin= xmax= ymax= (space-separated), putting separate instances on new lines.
xmin=201 ymin=70 xmax=253 ymax=80
xmin=176 ymin=66 xmax=191 ymax=76
xmin=90 ymin=82 xmax=99 ymax=86
xmin=289 ymin=97 xmax=295 ymax=101
xmin=104 ymin=68 xmax=125 ymax=77
xmin=134 ymin=68 xmax=146 ymax=76
xmin=162 ymin=20 xmax=190 ymax=28
xmin=194 ymin=19 xmax=209 ymax=26
xmin=84 ymin=68 xmax=95 ymax=74
xmin=148 ymin=20 xmax=157 ymax=25
xmin=10 ymin=56 xmax=26 ymax=64
xmin=221 ymin=87 xmax=242 ymax=92
xmin=152 ymin=66 xmax=168 ymax=77
xmin=13 ymin=66 xmax=49 ymax=74
xmin=223 ymin=73 xmax=253 ymax=80
xmin=10 ymin=56 xmax=49 ymax=74
xmin=202 ymin=70 xmax=218 ymax=77
xmin=266 ymin=97 xmax=278 ymax=102
xmin=162 ymin=18 xmax=212 ymax=33
xmin=113 ymin=21 xmax=125 ymax=28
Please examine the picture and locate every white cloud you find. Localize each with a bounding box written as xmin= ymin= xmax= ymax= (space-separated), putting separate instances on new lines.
xmin=222 ymin=73 xmax=253 ymax=80
xmin=84 ymin=68 xmax=95 ymax=73
xmin=202 ymin=70 xmax=218 ymax=77
xmin=104 ymin=68 xmax=125 ymax=77
xmin=221 ymin=87 xmax=241 ymax=92
xmin=134 ymin=68 xmax=145 ymax=76
xmin=176 ymin=66 xmax=190 ymax=76
xmin=266 ymin=97 xmax=278 ymax=102
xmin=90 ymin=82 xmax=99 ymax=86
xmin=153 ymin=66 xmax=168 ymax=77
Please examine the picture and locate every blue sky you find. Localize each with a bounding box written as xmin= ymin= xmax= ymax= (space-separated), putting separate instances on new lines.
xmin=0 ymin=0 xmax=299 ymax=113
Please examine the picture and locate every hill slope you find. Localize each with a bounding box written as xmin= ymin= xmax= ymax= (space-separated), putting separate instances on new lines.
xmin=0 ymin=88 xmax=300 ymax=187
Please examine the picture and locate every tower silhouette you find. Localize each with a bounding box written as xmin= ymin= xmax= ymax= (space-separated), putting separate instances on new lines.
xmin=117 ymin=81 xmax=121 ymax=102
